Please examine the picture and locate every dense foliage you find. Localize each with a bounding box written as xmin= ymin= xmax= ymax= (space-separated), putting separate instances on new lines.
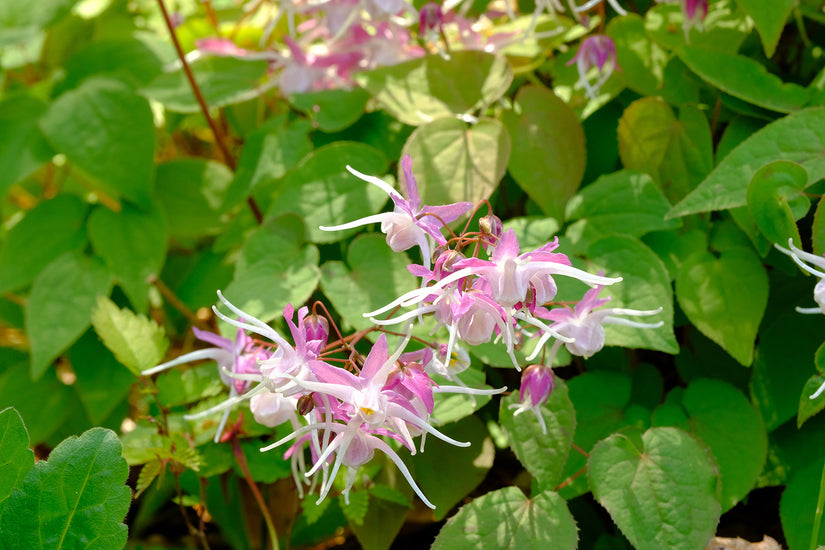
xmin=2 ymin=0 xmax=825 ymax=549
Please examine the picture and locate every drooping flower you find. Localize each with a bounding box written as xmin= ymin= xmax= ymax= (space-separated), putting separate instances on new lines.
xmin=567 ymin=34 xmax=621 ymax=100
xmin=533 ymin=279 xmax=663 ymax=359
xmin=509 ymin=362 xmax=556 ymax=433
xmin=319 ymin=155 xmax=473 ymax=268
xmin=656 ymin=0 xmax=708 ymax=40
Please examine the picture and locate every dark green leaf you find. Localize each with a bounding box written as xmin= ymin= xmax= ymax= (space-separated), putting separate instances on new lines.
xmin=290 ymin=88 xmax=369 ymax=132
xmin=58 ymin=36 xmax=167 ymax=92
xmin=668 ymin=107 xmax=825 ymax=218
xmin=400 ymin=117 xmax=510 ymax=206
xmin=0 ymin=408 xmax=34 ymax=505
xmin=88 ymin=203 xmax=168 ymax=312
xmin=736 ymin=0 xmax=795 ymax=57
xmin=780 ymin=459 xmax=825 ymax=550
xmin=746 ymin=160 xmax=808 ymax=247
xmin=675 ymin=247 xmax=768 ymax=365
xmin=503 ymin=85 xmax=585 ymax=221
xmin=224 ymin=117 xmax=312 ymax=210
xmin=432 ymin=487 xmax=578 ymax=550
xmin=321 ymin=234 xmax=417 ymax=332
xmin=140 ymin=57 xmax=268 ymax=113
xmin=499 ymin=379 xmax=575 ymax=489
xmin=155 ymin=158 xmax=233 ymax=240
xmin=586 ymin=235 xmax=678 ymax=354
xmin=265 ymin=142 xmax=389 ymax=243
xmin=409 ymin=415 xmax=493 ymax=520
xmin=0 ymin=94 xmax=54 ymax=199
xmin=90 ymin=295 xmax=168 ymax=376
xmin=40 ymin=76 xmax=156 ymax=209
xmin=588 ymin=427 xmax=721 ymax=550
xmin=680 ymin=45 xmax=808 ymax=113
xmin=0 ymin=367 xmax=73 ymax=444
xmin=0 ymin=195 xmax=87 ymax=294
xmin=566 ymin=170 xmax=681 ymax=239
xmin=69 ymin=331 xmax=135 ymax=425
xmin=355 ymin=51 xmax=512 ymax=126
xmin=27 ymin=252 xmax=113 ymax=379
xmin=0 ymin=428 xmax=131 ymax=549
xmin=340 ymin=490 xmax=370 ymax=527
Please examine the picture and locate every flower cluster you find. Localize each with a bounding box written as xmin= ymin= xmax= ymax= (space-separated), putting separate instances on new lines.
xmin=143 ymin=154 xmax=663 ymax=507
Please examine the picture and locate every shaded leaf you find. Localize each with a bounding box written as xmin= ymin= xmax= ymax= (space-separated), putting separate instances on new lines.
xmin=70 ymin=331 xmax=135 ymax=425
xmin=502 ymin=85 xmax=585 ymax=221
xmin=746 ymin=160 xmax=808 ymax=247
xmin=588 ymin=427 xmax=720 ymax=550
xmin=400 ymin=117 xmax=510 ymax=206
xmin=27 ymin=252 xmax=113 ymax=379
xmin=40 ymin=76 xmax=156 ymax=209
xmin=736 ymin=0 xmax=795 ymax=57
xmin=668 ymin=107 xmax=825 ymax=218
xmin=0 ymin=407 xmax=34 ymax=505
xmin=0 ymin=94 xmax=53 ymax=199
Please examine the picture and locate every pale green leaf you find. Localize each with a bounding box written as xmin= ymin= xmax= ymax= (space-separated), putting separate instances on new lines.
xmin=90 ymin=295 xmax=168 ymax=375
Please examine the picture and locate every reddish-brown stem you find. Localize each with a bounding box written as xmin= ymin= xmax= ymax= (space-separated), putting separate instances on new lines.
xmin=232 ymin=436 xmax=280 ymax=550
xmin=155 ymin=0 xmax=264 ymax=225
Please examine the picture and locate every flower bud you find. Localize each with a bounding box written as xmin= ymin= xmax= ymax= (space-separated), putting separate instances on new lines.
xmin=303 ymin=313 xmax=330 ymax=348
xmin=479 ymin=213 xmax=502 ymax=251
xmin=434 ymin=249 xmax=465 ymax=279
xmin=297 ymin=393 xmax=316 ymax=416
xmin=519 ymin=364 xmax=555 ymax=408
xmin=419 ymin=2 xmax=443 ymax=35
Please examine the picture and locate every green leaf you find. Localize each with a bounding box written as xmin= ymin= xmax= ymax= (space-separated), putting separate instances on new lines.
xmin=588 ymin=427 xmax=721 ymax=550
xmin=798 ymin=373 xmax=825 ymax=428
xmin=58 ymin=36 xmax=167 ymax=92
xmin=678 ymin=45 xmax=808 ymax=113
xmin=155 ymin=364 xmax=224 ymax=408
xmin=0 ymin=94 xmax=54 ymax=199
xmin=400 ymin=117 xmax=510 ymax=207
xmin=26 ymin=252 xmax=113 ymax=379
xmin=502 ymin=85 xmax=585 ymax=221
xmin=0 ymin=195 xmax=87 ymax=294
xmin=499 ymin=379 xmax=576 ymax=489
xmin=409 ymin=415 xmax=493 ymax=520
xmin=40 ymin=76 xmax=156 ymax=209
xmin=290 ymin=88 xmax=369 ymax=132
xmin=559 ymin=371 xmax=636 ymax=499
xmin=656 ymin=379 xmax=767 ymax=512
xmin=430 ymin=367 xmax=493 ymax=424
xmin=736 ymin=0 xmax=795 ymax=57
xmin=0 ymin=427 xmax=131 ymax=550
xmin=224 ymin=117 xmax=312 ymax=211
xmin=155 ymin=158 xmax=234 ymax=240
xmin=355 ymin=51 xmax=512 ymax=126
xmin=668 ymin=107 xmax=825 ymax=218
xmin=780 ymin=459 xmax=825 ymax=550
xmin=88 ymin=203 xmax=168 ymax=312
xmin=265 ymin=142 xmax=389 ymax=244
xmin=140 ymin=57 xmax=268 ymax=113
xmin=566 ymin=170 xmax=681 ymax=239
xmin=368 ymin=484 xmax=410 ymax=507
xmin=0 ymin=367 xmax=73 ymax=444
xmin=90 ymin=295 xmax=169 ymax=376
xmin=432 ymin=487 xmax=578 ymax=550
xmin=340 ymin=490 xmax=370 ymax=527
xmin=0 ymin=408 xmax=34 ymax=505
xmin=644 ymin=2 xmax=752 ymax=54
xmin=585 ymin=235 xmax=678 ymax=354
xmin=222 ymin=244 xmax=321 ymax=324
xmin=320 ymin=234 xmax=417 ymax=332
xmin=69 ymin=331 xmax=135 ymax=425
xmin=751 ymin=303 xmax=825 ymax=431
xmin=675 ymin=247 xmax=768 ymax=365
xmin=0 ymin=0 xmax=74 ymax=44
xmin=348 ymin=481 xmax=408 ymax=550
xmin=617 ymin=97 xmax=712 ymax=203
xmin=746 ymin=160 xmax=808 ymax=247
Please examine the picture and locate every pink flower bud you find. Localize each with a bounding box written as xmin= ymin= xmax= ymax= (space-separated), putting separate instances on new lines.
xmin=419 ymin=2 xmax=443 ymax=35
xmin=479 ymin=213 xmax=503 ymax=251
xmin=303 ymin=313 xmax=330 ymax=348
xmin=519 ymin=364 xmax=555 ymax=408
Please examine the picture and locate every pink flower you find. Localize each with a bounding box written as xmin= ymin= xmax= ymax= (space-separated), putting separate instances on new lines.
xmin=567 ymin=35 xmax=621 ymax=100
xmin=320 ymin=155 xmax=473 ymax=268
